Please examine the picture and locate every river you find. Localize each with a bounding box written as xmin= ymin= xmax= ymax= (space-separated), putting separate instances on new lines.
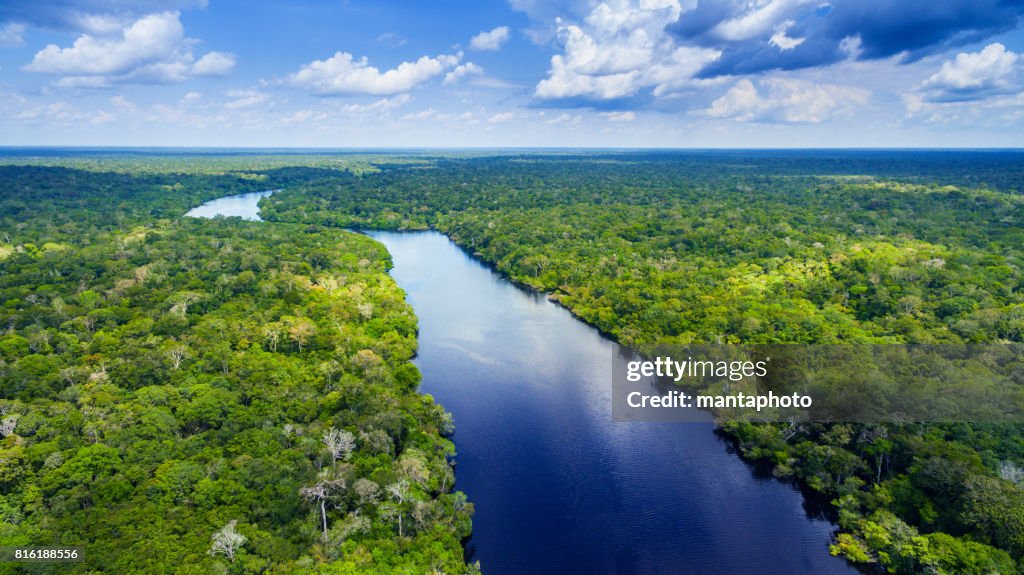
xmin=185 ymin=189 xmax=276 ymax=220
xmin=191 ymin=192 xmax=860 ymax=575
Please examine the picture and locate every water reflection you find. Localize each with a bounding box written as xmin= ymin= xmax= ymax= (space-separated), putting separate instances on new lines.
xmin=369 ymin=230 xmax=860 ymax=575
xmin=185 ymin=190 xmax=275 ymax=220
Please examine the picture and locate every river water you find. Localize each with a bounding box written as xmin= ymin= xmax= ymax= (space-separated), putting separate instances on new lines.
xmin=190 ymin=192 xmax=859 ymax=575
xmin=185 ymin=190 xmax=275 ymax=220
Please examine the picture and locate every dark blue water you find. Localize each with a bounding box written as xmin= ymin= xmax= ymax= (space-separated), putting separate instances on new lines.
xmin=369 ymin=230 xmax=860 ymax=575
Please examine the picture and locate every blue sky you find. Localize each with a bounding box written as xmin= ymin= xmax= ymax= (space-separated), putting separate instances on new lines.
xmin=0 ymin=0 xmax=1022 ymax=147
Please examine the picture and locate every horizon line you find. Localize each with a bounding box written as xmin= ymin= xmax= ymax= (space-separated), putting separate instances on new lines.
xmin=0 ymin=145 xmax=1023 ymax=152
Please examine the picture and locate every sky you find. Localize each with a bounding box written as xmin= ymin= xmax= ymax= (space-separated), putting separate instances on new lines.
xmin=0 ymin=0 xmax=1023 ymax=148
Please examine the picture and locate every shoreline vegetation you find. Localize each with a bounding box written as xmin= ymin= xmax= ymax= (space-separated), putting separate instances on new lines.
xmin=1 ymin=149 xmax=1024 ymax=574
xmin=0 ymin=162 xmax=476 ymax=574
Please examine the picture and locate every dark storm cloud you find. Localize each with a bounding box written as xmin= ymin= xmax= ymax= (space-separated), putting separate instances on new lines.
xmin=669 ymin=0 xmax=1024 ymax=78
xmin=822 ymin=0 xmax=1022 ymax=60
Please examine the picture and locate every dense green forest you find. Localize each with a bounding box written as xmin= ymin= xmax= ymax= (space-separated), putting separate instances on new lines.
xmin=0 ymin=163 xmax=475 ymax=574
xmin=3 ymin=149 xmax=1024 ymax=574
xmin=255 ymin=152 xmax=1024 ymax=574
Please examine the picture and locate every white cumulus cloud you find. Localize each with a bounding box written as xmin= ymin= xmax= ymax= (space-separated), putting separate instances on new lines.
xmin=289 ymin=51 xmax=462 ymax=96
xmin=535 ymin=0 xmax=721 ymax=101
xmin=192 ymin=51 xmax=236 ymax=76
xmin=23 ymin=12 xmax=235 ymax=86
xmin=444 ymin=62 xmax=484 ymax=85
xmin=918 ymin=43 xmax=1019 ymax=102
xmin=903 ymin=43 xmax=1024 ymax=121
xmin=470 ymin=26 xmax=511 ymax=51
xmin=705 ymin=78 xmax=869 ymax=123
xmin=26 ymin=12 xmax=185 ymax=76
